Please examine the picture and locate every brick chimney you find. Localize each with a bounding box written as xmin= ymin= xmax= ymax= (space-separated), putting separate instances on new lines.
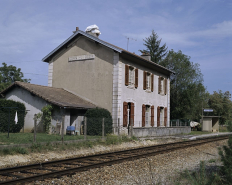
xmin=141 ymin=53 xmax=151 ymax=61
xmin=73 ymin=27 xmax=79 ymax=33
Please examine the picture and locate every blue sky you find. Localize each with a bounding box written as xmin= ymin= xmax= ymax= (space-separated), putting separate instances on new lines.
xmin=0 ymin=0 xmax=231 ymax=95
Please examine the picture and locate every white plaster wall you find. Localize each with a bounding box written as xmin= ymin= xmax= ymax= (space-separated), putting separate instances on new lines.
xmin=119 ymin=58 xmax=170 ymax=128
xmin=5 ymin=87 xmax=47 ymax=132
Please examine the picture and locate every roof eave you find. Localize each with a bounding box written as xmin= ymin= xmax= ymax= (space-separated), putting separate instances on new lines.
xmin=121 ymin=51 xmax=175 ymax=75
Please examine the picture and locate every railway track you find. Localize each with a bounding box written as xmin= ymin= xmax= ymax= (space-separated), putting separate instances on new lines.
xmin=0 ymin=135 xmax=229 ymax=184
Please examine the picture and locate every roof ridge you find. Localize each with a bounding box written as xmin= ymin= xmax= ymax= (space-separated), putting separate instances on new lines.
xmin=15 ymin=81 xmax=64 ymax=90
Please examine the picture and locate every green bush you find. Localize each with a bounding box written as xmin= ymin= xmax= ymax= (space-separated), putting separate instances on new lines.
xmin=85 ymin=108 xmax=112 ymax=136
xmin=0 ymin=99 xmax=26 ymax=133
xmin=218 ymin=121 xmax=232 ymax=184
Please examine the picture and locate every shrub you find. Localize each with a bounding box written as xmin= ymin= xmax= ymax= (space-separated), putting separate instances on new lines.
xmin=85 ymin=107 xmax=112 ymax=136
xmin=0 ymin=99 xmax=26 ymax=133
xmin=218 ymin=121 xmax=232 ymax=184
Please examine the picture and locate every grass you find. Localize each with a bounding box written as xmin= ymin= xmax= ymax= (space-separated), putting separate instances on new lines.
xmin=0 ymin=133 xmax=100 ymax=145
xmin=0 ymin=133 xmax=138 ymax=156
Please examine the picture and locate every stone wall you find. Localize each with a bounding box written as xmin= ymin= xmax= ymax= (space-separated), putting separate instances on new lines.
xmin=132 ymin=127 xmax=191 ymax=137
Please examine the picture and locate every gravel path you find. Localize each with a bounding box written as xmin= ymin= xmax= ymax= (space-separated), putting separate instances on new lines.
xmin=0 ymin=138 xmax=227 ymax=184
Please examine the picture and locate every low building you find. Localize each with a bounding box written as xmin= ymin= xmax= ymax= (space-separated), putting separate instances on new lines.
xmin=0 ymin=81 xmax=96 ymax=133
xmin=202 ymin=116 xmax=220 ymax=132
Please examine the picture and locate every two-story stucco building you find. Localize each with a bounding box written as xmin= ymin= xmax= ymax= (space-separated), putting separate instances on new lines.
xmin=42 ymin=26 xmax=174 ymax=134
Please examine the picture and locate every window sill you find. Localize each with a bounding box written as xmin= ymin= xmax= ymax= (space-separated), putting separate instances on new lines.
xmin=127 ymin=85 xmax=135 ymax=89
xmin=145 ymin=89 xmax=152 ymax=93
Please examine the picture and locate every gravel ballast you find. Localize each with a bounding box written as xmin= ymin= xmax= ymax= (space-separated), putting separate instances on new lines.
xmin=0 ymin=138 xmax=227 ymax=184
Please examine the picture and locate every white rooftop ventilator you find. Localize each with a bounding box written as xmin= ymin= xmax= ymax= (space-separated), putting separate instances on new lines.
xmin=85 ymin=24 xmax=101 ymax=37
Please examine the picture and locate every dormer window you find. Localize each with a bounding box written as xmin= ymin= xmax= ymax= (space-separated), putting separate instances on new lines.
xmin=125 ymin=65 xmax=138 ymax=88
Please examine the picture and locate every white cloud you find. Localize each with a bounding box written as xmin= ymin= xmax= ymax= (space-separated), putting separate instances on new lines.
xmin=193 ymin=21 xmax=232 ymax=39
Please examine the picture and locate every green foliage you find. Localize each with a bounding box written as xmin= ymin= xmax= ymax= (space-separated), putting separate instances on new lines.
xmin=0 ymin=62 xmax=30 ymax=91
xmin=85 ymin=108 xmax=113 ymax=136
xmin=37 ymin=105 xmax=53 ymax=133
xmin=208 ymin=90 xmax=232 ymax=125
xmin=179 ymin=161 xmax=221 ymax=185
xmin=219 ymin=122 xmax=232 ymax=184
xmin=0 ymin=147 xmax=28 ymax=155
xmin=160 ymin=50 xmax=207 ymax=120
xmin=139 ymin=30 xmax=168 ymax=64
xmin=0 ymin=99 xmax=26 ymax=133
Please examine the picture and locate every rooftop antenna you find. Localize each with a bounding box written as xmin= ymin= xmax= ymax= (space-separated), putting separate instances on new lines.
xmin=125 ymin=36 xmax=137 ymax=51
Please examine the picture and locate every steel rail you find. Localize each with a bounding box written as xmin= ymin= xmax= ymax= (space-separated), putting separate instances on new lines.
xmin=0 ymin=135 xmax=229 ymax=185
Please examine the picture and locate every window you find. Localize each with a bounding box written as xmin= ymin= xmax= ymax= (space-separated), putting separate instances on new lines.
xmin=158 ymin=77 xmax=167 ymax=95
xmin=145 ymin=105 xmax=150 ymax=126
xmin=142 ymin=104 xmax=154 ymax=127
xmin=125 ymin=65 xmax=138 ymax=88
xmin=157 ymin=106 xmax=167 ymax=127
xmin=147 ymin=73 xmax=151 ymax=90
xmin=123 ymin=102 xmax=134 ymax=127
xmin=129 ymin=67 xmax=134 ymax=85
xmin=143 ymin=71 xmax=153 ymax=92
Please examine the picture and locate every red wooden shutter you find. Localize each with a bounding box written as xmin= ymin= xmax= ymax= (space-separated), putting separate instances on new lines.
xmin=125 ymin=65 xmax=129 ymax=86
xmin=131 ymin=102 xmax=135 ymax=126
xmin=135 ymin=68 xmax=138 ymax=88
xmin=164 ymin=78 xmax=167 ymax=95
xmin=143 ymin=71 xmax=147 ymax=90
xmin=151 ymin=105 xmax=154 ymax=127
xmin=158 ymin=76 xmax=161 ymax=94
xmin=157 ymin=106 xmax=160 ymax=127
xmin=142 ymin=104 xmax=145 ymax=127
xmin=164 ymin=107 xmax=167 ymax=127
xmin=123 ymin=102 xmax=128 ymax=127
xmin=151 ymin=74 xmax=154 ymax=92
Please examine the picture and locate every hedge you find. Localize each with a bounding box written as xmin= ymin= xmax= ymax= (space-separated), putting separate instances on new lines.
xmin=0 ymin=99 xmax=26 ymax=133
xmin=85 ymin=107 xmax=113 ymax=136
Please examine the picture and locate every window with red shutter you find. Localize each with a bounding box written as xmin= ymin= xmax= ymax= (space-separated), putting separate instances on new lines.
xmin=151 ymin=74 xmax=154 ymax=92
xmin=158 ymin=76 xmax=161 ymax=94
xmin=151 ymin=105 xmax=154 ymax=127
xmin=164 ymin=107 xmax=167 ymax=127
xmin=123 ymin=102 xmax=128 ymax=127
xmin=143 ymin=71 xmax=147 ymax=90
xmin=130 ymin=102 xmax=134 ymax=126
xmin=125 ymin=65 xmax=129 ymax=86
xmin=164 ymin=78 xmax=167 ymax=95
xmin=135 ymin=68 xmax=138 ymax=88
xmin=157 ymin=106 xmax=160 ymax=127
xmin=142 ymin=104 xmax=145 ymax=127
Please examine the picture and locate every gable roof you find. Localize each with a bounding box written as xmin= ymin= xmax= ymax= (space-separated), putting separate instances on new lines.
xmin=42 ymin=30 xmax=174 ymax=75
xmin=0 ymin=81 xmax=96 ymax=109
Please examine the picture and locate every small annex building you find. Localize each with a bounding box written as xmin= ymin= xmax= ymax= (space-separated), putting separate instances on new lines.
xmin=202 ymin=116 xmax=220 ymax=132
xmin=0 ymin=81 xmax=96 ymax=133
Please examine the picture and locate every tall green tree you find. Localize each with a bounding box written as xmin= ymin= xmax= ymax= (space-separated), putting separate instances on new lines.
xmin=160 ymin=50 xmax=207 ymax=120
xmin=208 ymin=90 xmax=232 ymax=124
xmin=0 ymin=62 xmax=30 ymax=91
xmin=139 ymin=30 xmax=168 ymax=64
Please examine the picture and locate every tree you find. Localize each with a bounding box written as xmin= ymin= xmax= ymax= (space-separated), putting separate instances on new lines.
xmin=0 ymin=62 xmax=30 ymax=91
xmin=139 ymin=30 xmax=168 ymax=64
xmin=160 ymin=50 xmax=207 ymax=120
xmin=208 ymin=90 xmax=232 ymax=125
